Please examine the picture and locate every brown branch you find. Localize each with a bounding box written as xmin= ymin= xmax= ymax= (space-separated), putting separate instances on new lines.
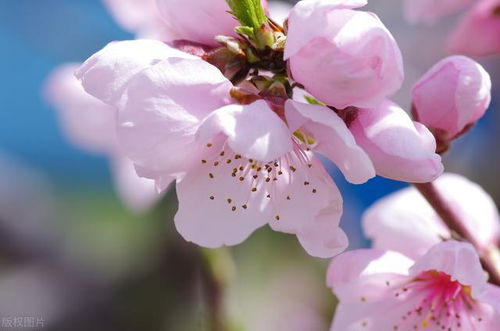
xmin=414 ymin=182 xmax=500 ymax=286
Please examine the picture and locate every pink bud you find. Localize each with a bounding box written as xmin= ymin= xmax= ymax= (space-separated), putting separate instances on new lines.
xmin=411 ymin=56 xmax=491 ymax=146
xmin=284 ymin=0 xmax=404 ymax=109
xmin=447 ymin=0 xmax=500 ymax=57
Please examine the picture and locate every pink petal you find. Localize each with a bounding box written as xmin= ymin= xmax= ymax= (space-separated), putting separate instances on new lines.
xmin=117 ymin=55 xmax=233 ymax=181
xmin=268 ymin=155 xmax=347 ymax=258
xmin=268 ymin=1 xmax=292 ymax=25
xmin=76 ymin=40 xmax=192 ymax=105
xmin=410 ymin=241 xmax=487 ymax=299
xmin=364 ymin=173 xmax=500 ymax=259
xmin=102 ymin=0 xmax=174 ymax=39
xmin=156 ymin=0 xmax=240 ymax=46
xmin=285 ymin=100 xmax=375 ymax=184
xmin=174 ymin=146 xmax=272 ymax=248
xmin=479 ymin=284 xmax=500 ymax=313
xmin=197 ymin=101 xmax=293 ymax=162
xmin=44 ymin=63 xmax=118 ymax=153
xmin=403 ymin=0 xmax=473 ymax=24
xmin=327 ymin=249 xmax=412 ymax=302
xmin=350 ymin=100 xmax=443 ymax=183
xmin=110 ymin=157 xmax=165 ymax=214
xmin=447 ymin=0 xmax=500 ymax=57
xmin=362 ymin=184 xmax=449 ymax=260
xmin=284 ymin=0 xmax=368 ymax=59
xmin=411 ymin=56 xmax=491 ymax=141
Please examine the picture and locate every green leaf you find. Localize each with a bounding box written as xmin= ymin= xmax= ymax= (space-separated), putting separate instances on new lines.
xmin=226 ymin=0 xmax=267 ymax=31
xmin=304 ymin=95 xmax=326 ymax=106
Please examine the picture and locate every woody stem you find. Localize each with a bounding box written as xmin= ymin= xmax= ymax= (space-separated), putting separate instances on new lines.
xmin=414 ymin=182 xmax=500 ymax=286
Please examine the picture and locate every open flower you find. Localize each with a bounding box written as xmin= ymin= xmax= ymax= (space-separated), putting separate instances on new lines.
xmin=328 ymin=241 xmax=500 ymax=330
xmin=362 ymin=173 xmax=500 ymax=261
xmin=285 ymin=0 xmax=404 ymax=109
xmin=76 ymin=39 xmax=387 ymax=257
xmin=76 ymin=32 xmax=446 ymax=256
xmin=44 ymin=63 xmax=162 ymax=214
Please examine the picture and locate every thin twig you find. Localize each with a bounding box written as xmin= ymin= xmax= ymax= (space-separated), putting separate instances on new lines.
xmin=414 ymin=182 xmax=500 ymax=286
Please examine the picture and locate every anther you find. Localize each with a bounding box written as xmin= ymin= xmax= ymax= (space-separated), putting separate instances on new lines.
xmin=242 ymin=204 xmax=247 ymax=209
xmin=239 ymin=177 xmax=245 ymax=181
xmin=286 ymin=196 xmax=291 ymax=200
xmin=220 ymin=151 xmax=225 ymax=156
xmin=290 ymin=166 xmax=296 ymax=172
xmin=209 ymin=196 xmax=215 ymax=200
xmin=312 ymin=189 xmax=317 ymax=193
xmin=201 ymin=159 xmax=207 ymax=164
xmin=226 ymin=159 xmax=232 ymax=164
xmin=304 ymin=181 xmax=310 ymax=186
xmin=232 ymin=206 xmax=237 ymax=211
xmin=209 ymin=173 xmax=214 ymax=179
xmin=265 ymin=178 xmax=271 ymax=182
xmin=253 ymin=175 xmax=258 ymax=179
xmin=251 ymin=187 xmax=257 ymax=192
xmin=214 ymin=161 xmax=219 ymax=166
xmin=275 ymin=215 xmax=280 ymax=221
xmin=227 ymin=199 xmax=232 ymax=204
xmin=207 ymin=143 xmax=213 ymax=148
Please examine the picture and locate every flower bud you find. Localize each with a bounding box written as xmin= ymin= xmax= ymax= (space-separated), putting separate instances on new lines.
xmin=284 ymin=0 xmax=403 ymax=109
xmin=411 ymin=56 xmax=491 ymax=149
xmin=447 ymin=0 xmax=500 ymax=57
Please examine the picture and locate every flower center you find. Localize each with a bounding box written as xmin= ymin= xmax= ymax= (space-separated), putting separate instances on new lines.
xmin=199 ymin=136 xmax=320 ymax=222
xmin=391 ymin=271 xmax=482 ymax=330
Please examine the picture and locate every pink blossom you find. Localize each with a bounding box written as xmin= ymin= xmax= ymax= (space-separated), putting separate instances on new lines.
xmin=363 ymin=173 xmax=500 ymax=260
xmin=350 ymin=100 xmax=443 ymax=183
xmin=403 ymin=0 xmax=474 ymax=24
xmin=156 ymin=0 xmax=267 ymax=46
xmin=76 ymin=39 xmax=390 ymax=257
xmin=411 ymin=56 xmax=491 ymax=143
xmin=102 ymin=0 xmax=174 ymax=39
xmin=447 ymin=0 xmax=500 ymax=57
xmin=328 ymin=241 xmax=500 ymax=330
xmin=44 ymin=63 xmax=162 ymax=214
xmin=284 ymin=0 xmax=404 ymax=109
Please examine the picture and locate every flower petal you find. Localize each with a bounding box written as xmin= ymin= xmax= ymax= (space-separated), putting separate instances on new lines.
xmin=102 ymin=0 xmax=174 ymax=39
xmin=362 ymin=185 xmax=449 ymax=260
xmin=117 ymin=55 xmax=233 ymax=181
xmin=76 ymin=40 xmax=192 ymax=105
xmin=285 ymin=100 xmax=375 ymax=184
xmin=350 ymin=100 xmax=443 ymax=183
xmin=363 ymin=173 xmax=500 ymax=259
xmin=44 ymin=63 xmax=118 ymax=153
xmin=284 ymin=0 xmax=368 ymax=59
xmin=110 ymin=157 xmax=165 ymax=214
xmin=265 ymin=155 xmax=347 ymax=258
xmin=327 ymin=249 xmax=412 ymax=303
xmin=174 ymin=145 xmax=272 ymax=248
xmin=197 ymin=101 xmax=293 ymax=163
xmin=410 ymin=241 xmax=487 ymax=299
